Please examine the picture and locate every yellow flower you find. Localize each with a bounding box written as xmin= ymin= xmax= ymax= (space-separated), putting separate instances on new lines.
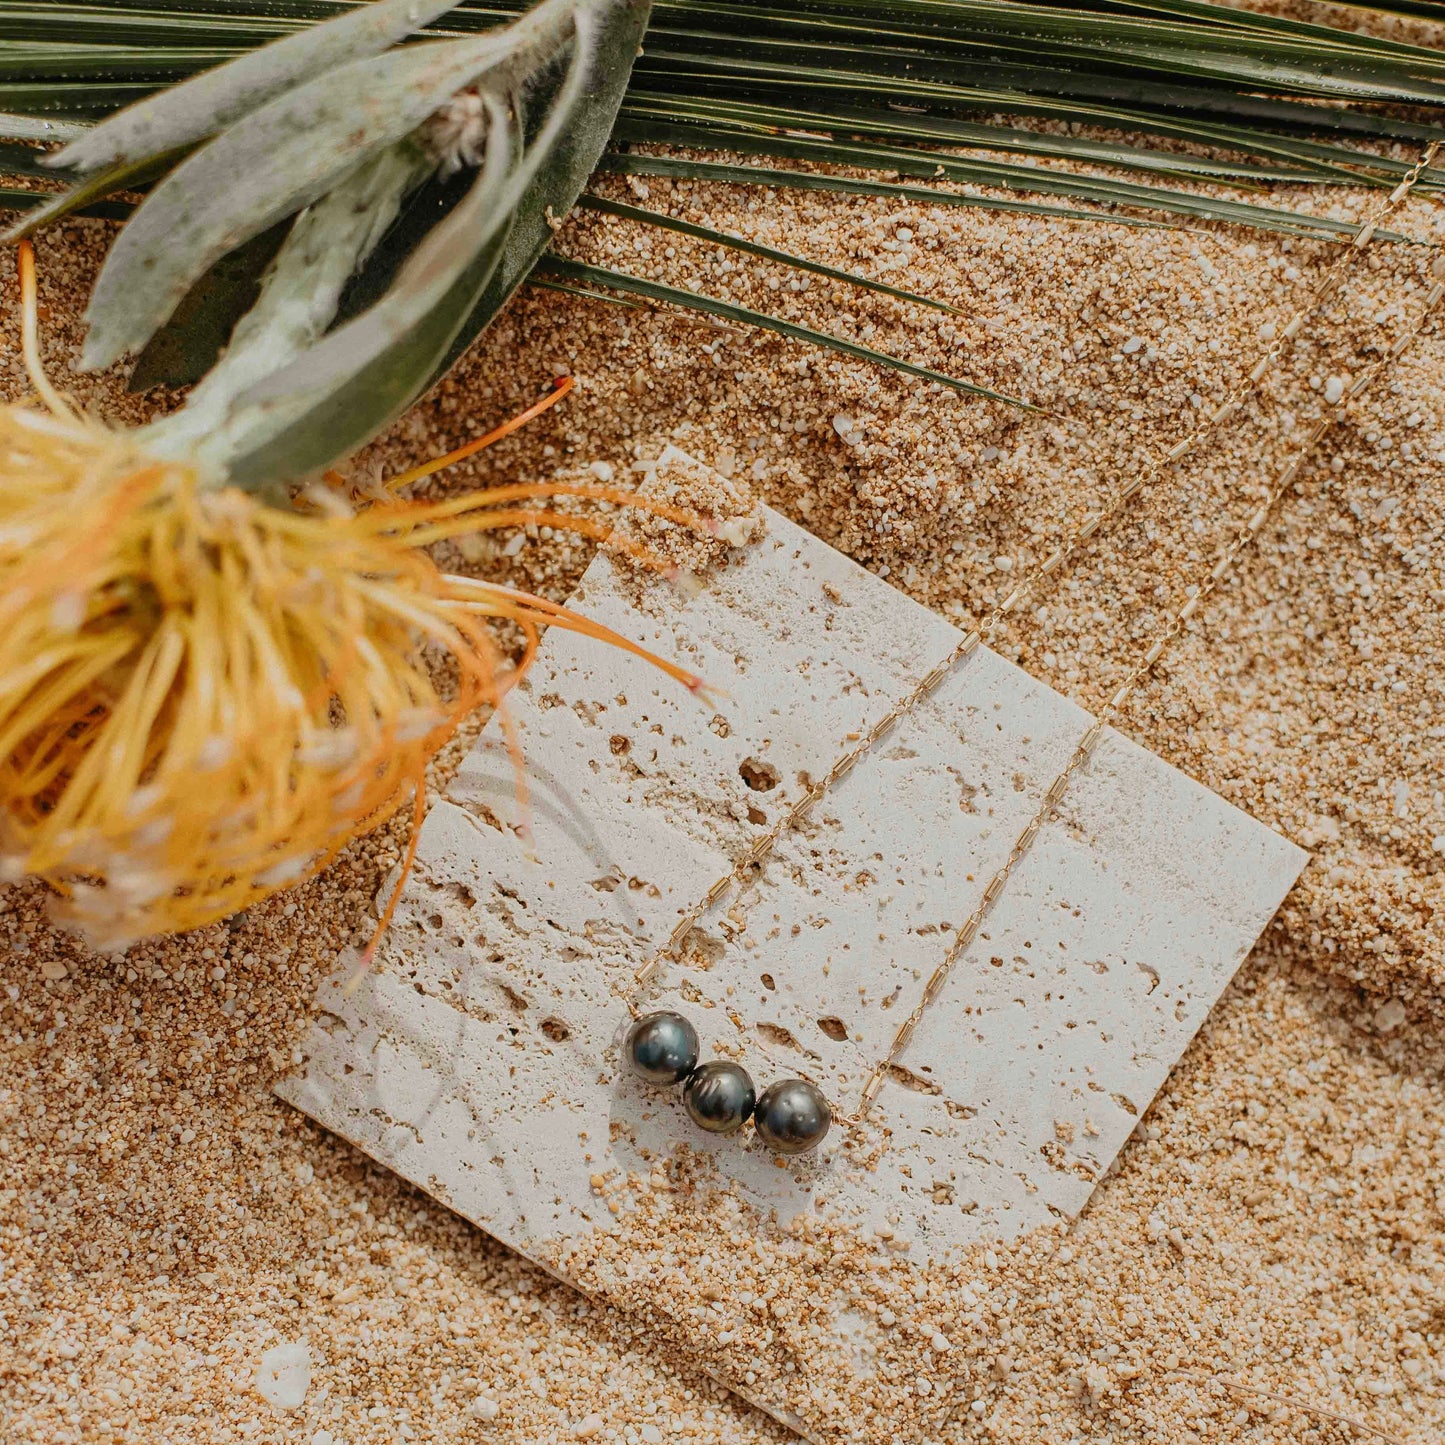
xmin=1 ymin=242 xmax=708 ymax=948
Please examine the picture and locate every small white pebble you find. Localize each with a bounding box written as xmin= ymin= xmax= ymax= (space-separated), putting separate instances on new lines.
xmin=255 ymin=1341 xmax=311 ymax=1412
xmin=1393 ymin=779 xmax=1410 ymax=818
xmin=40 ymin=959 xmax=68 ymax=981
xmin=1259 ymin=320 xmax=1277 ymax=340
xmin=311 ymin=1432 xmax=334 ymax=1445
xmin=877 ymin=1308 xmax=897 ymax=1327
xmin=1374 ymin=998 xmax=1407 ymax=1032
xmin=573 ymin=1413 xmax=604 ymax=1439
xmin=468 ymin=1395 xmax=501 ymax=1423
xmin=1324 ymin=376 xmax=1345 ymax=405
xmin=931 ymin=1331 xmax=951 ymax=1351
xmin=588 ymin=460 xmax=614 ymax=482
xmin=640 ymin=1425 xmax=662 ymax=1444
xmin=1121 ymin=336 xmax=1144 ymax=354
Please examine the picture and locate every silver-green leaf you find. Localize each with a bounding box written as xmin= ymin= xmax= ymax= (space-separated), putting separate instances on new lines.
xmin=222 ymin=0 xmax=652 ymax=487
xmin=78 ymin=31 xmax=519 ymax=369
xmin=48 ymin=0 xmax=472 ymax=176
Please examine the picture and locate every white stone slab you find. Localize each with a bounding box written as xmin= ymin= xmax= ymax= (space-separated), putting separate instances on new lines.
xmin=279 ymin=452 xmax=1305 ymax=1441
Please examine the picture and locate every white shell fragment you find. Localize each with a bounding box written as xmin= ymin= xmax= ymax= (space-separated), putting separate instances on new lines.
xmin=255 ymin=1341 xmax=312 ymax=1411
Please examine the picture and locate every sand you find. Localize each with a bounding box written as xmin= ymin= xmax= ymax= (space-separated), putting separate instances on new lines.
xmin=4 ymin=19 xmax=1445 ymax=1441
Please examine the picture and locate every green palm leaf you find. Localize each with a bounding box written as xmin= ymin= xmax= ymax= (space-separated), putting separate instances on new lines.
xmin=596 ymin=153 xmax=1178 ymax=230
xmin=4 ymin=2 xmax=1443 ymax=205
xmin=1 ymin=0 xmax=1441 ymax=479
xmin=610 ymin=113 xmax=1411 ymax=240
xmin=538 ymin=254 xmax=1038 ymax=408
xmin=578 ymin=194 xmax=962 ymax=314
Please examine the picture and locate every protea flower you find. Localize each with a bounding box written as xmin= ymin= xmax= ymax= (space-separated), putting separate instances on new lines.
xmin=0 ymin=321 xmax=709 ymax=948
xmin=0 ymin=0 xmax=719 ymax=947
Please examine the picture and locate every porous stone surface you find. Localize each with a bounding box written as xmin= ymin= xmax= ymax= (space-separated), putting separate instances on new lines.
xmin=280 ymin=473 xmax=1303 ymax=1440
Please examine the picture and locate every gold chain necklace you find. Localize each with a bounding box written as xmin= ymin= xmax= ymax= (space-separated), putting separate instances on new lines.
xmin=618 ymin=144 xmax=1441 ymax=1155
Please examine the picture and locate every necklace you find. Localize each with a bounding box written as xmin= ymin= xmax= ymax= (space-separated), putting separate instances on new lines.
xmin=619 ymin=144 xmax=1442 ymax=1155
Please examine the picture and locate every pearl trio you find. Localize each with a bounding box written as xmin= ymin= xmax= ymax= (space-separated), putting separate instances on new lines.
xmin=624 ymin=1011 xmax=831 ymax=1155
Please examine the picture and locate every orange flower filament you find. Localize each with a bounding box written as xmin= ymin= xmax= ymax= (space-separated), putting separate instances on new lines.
xmin=0 ymin=243 xmax=710 ymax=947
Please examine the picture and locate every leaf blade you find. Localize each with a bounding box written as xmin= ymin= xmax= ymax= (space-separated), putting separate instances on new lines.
xmin=49 ymin=0 xmax=473 ymax=174
xmin=223 ymin=0 xmax=654 ymax=484
xmin=539 ymin=254 xmax=1039 ymax=409
xmin=78 ymin=32 xmax=507 ymax=368
xmin=579 ymin=192 xmax=960 ymax=313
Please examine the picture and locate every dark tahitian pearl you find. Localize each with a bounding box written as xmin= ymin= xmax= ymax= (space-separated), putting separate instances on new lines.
xmin=624 ymin=1010 xmax=699 ymax=1086
xmin=683 ymin=1061 xmax=757 ymax=1135
xmin=753 ymin=1078 xmax=831 ymax=1155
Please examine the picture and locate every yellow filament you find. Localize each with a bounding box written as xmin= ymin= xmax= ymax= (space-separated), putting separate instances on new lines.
xmin=381 ymin=376 xmax=575 ymax=492
xmin=15 ymin=242 xmax=77 ymax=422
xmin=0 ymin=246 xmax=714 ymax=947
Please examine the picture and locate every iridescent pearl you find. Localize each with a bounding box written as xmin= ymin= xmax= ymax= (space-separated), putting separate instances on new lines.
xmin=683 ymin=1061 xmax=756 ymax=1135
xmin=624 ymin=1010 xmax=698 ymax=1086
xmin=753 ymin=1078 xmax=831 ymax=1155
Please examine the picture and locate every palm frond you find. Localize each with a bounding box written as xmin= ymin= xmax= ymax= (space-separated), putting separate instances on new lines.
xmin=537 ymin=254 xmax=1038 ymax=407
xmin=3 ymin=2 xmax=1443 ymax=240
xmin=3 ymin=1 xmax=1444 ymax=184
xmin=610 ymin=114 xmax=1416 ymax=240
xmin=596 ymin=152 xmax=1177 ymax=230
xmin=578 ymin=193 xmax=961 ymax=314
xmin=1 ymin=0 xmax=1442 ymax=473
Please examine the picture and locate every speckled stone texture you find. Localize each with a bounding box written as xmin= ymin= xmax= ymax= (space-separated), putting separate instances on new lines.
xmin=279 ymin=457 xmax=1304 ymax=1441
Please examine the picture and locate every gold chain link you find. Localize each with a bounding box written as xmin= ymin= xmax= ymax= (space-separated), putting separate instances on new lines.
xmin=858 ymin=164 xmax=1445 ymax=1113
xmin=626 ymin=146 xmax=1442 ymax=1115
